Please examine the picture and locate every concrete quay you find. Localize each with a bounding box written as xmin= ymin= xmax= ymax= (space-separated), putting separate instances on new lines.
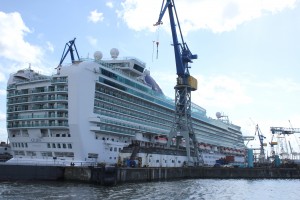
xmin=1 ymin=165 xmax=300 ymax=185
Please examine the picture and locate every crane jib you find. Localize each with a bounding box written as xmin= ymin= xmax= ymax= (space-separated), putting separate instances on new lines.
xmin=154 ymin=0 xmax=197 ymax=77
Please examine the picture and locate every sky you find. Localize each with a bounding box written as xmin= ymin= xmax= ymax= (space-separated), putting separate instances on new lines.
xmin=1 ymin=0 xmax=300 ymax=154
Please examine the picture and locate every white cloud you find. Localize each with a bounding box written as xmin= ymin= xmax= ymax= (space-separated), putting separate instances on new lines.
xmin=86 ymin=36 xmax=98 ymax=47
xmin=88 ymin=9 xmax=104 ymax=23
xmin=106 ymin=2 xmax=114 ymax=8
xmin=193 ymin=75 xmax=252 ymax=109
xmin=0 ymin=12 xmax=43 ymax=64
xmin=250 ymin=78 xmax=300 ymax=93
xmin=0 ymin=89 xmax=6 ymax=96
xmin=46 ymin=41 xmax=54 ymax=52
xmin=118 ymin=0 xmax=297 ymax=33
xmin=0 ymin=71 xmax=5 ymax=83
xmin=0 ymin=112 xmax=5 ymax=121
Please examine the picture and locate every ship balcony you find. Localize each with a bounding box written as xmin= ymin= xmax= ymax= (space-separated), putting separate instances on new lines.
xmin=90 ymin=125 xmax=135 ymax=137
xmin=6 ymin=114 xmax=68 ymax=121
xmin=6 ymin=106 xmax=68 ymax=114
xmin=51 ymin=77 xmax=68 ymax=84
xmin=7 ymin=122 xmax=69 ymax=129
xmin=31 ymin=96 xmax=68 ymax=102
xmin=7 ymin=84 xmax=17 ymax=90
xmin=7 ymin=88 xmax=68 ymax=98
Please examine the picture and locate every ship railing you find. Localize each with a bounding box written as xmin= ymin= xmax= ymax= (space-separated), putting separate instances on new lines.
xmin=7 ymin=123 xmax=69 ymax=128
xmin=7 ymin=114 xmax=68 ymax=120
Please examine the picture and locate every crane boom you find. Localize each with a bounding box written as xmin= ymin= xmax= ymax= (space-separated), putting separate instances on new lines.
xmin=270 ymin=127 xmax=300 ymax=134
xmin=154 ymin=0 xmax=202 ymax=166
xmin=155 ymin=0 xmax=197 ymax=77
xmin=57 ymin=38 xmax=80 ymax=68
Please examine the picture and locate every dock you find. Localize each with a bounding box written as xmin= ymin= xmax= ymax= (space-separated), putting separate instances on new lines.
xmin=1 ymin=164 xmax=300 ymax=185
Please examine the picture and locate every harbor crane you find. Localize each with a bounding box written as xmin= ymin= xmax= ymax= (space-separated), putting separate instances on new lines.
xmin=270 ymin=126 xmax=300 ymax=159
xmin=254 ymin=124 xmax=266 ymax=163
xmin=154 ymin=0 xmax=201 ymax=165
xmin=57 ymin=38 xmax=80 ymax=69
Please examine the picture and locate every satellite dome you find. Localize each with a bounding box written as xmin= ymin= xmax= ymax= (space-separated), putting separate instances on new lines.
xmin=216 ymin=112 xmax=222 ymax=119
xmin=110 ymin=48 xmax=119 ymax=59
xmin=94 ymin=51 xmax=103 ymax=61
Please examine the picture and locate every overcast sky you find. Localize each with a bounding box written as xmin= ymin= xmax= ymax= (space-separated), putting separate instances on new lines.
xmin=1 ymin=0 xmax=300 ymax=152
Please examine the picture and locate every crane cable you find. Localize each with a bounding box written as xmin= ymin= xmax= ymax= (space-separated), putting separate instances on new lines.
xmin=152 ymin=25 xmax=160 ymax=61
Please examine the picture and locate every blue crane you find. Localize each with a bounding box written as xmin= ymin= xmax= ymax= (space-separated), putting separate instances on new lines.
xmin=57 ymin=38 xmax=80 ymax=68
xmin=154 ymin=0 xmax=202 ymax=165
xmin=254 ymin=124 xmax=266 ymax=163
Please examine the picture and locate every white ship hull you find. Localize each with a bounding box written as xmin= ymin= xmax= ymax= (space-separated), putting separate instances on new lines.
xmin=6 ymin=53 xmax=245 ymax=167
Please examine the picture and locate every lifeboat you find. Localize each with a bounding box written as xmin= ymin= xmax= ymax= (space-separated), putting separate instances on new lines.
xmin=154 ymin=135 xmax=168 ymax=144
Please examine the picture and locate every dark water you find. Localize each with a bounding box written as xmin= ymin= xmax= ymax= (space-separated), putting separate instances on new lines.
xmin=0 ymin=179 xmax=299 ymax=200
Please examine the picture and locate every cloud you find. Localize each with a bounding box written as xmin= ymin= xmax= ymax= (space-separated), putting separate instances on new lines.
xmin=46 ymin=41 xmax=54 ymax=52
xmin=193 ymin=75 xmax=252 ymax=109
xmin=88 ymin=9 xmax=104 ymax=23
xmin=250 ymin=78 xmax=300 ymax=93
xmin=0 ymin=90 xmax=5 ymax=96
xmin=0 ymin=111 xmax=5 ymax=121
xmin=118 ymin=0 xmax=297 ymax=33
xmin=106 ymin=2 xmax=114 ymax=8
xmin=0 ymin=71 xmax=5 ymax=83
xmin=86 ymin=36 xmax=98 ymax=47
xmin=0 ymin=12 xmax=43 ymax=64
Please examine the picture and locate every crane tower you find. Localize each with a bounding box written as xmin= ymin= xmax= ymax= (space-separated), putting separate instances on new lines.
xmin=154 ymin=0 xmax=201 ymax=165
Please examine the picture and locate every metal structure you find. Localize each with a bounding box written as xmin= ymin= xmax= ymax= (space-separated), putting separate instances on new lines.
xmin=270 ymin=126 xmax=300 ymax=159
xmin=254 ymin=124 xmax=266 ymax=163
xmin=270 ymin=127 xmax=300 ymax=135
xmin=243 ymin=136 xmax=255 ymax=147
xmin=154 ymin=0 xmax=201 ymax=165
xmin=57 ymin=38 xmax=80 ymax=68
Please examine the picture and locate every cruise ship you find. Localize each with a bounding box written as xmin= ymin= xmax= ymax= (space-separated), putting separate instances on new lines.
xmin=6 ymin=48 xmax=245 ymax=167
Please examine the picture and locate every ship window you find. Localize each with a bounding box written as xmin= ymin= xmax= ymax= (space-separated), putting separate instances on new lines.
xmin=172 ymin=160 xmax=175 ymax=163
xmin=156 ymin=160 xmax=159 ymax=163
xmin=102 ymin=137 xmax=105 ymax=140
xmin=56 ymin=134 xmax=60 ymax=137
xmin=25 ymin=143 xmax=28 ymax=148
xmin=63 ymin=144 xmax=66 ymax=148
xmin=52 ymin=143 xmax=56 ymax=148
xmin=114 ymin=147 xmax=117 ymax=152
xmin=133 ymin=64 xmax=144 ymax=73
xmin=68 ymin=144 xmax=72 ymax=149
xmin=47 ymin=143 xmax=50 ymax=148
xmin=57 ymin=144 xmax=61 ymax=148
xmin=178 ymin=161 xmax=181 ymax=163
xmin=110 ymin=147 xmax=112 ymax=151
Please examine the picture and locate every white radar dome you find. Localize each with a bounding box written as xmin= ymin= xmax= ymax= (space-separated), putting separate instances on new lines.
xmin=94 ymin=51 xmax=103 ymax=61
xmin=216 ymin=112 xmax=222 ymax=119
xmin=110 ymin=48 xmax=119 ymax=59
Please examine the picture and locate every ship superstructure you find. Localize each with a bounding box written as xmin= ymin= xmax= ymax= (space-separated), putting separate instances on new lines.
xmin=6 ymin=49 xmax=245 ymax=166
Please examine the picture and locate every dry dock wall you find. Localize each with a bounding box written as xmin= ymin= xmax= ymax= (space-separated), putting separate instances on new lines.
xmin=1 ymin=165 xmax=300 ymax=184
xmin=0 ymin=165 xmax=64 ymax=180
xmin=116 ymin=167 xmax=300 ymax=183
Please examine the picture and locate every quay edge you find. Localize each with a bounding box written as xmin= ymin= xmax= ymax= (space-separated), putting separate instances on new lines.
xmin=1 ymin=165 xmax=300 ymax=185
